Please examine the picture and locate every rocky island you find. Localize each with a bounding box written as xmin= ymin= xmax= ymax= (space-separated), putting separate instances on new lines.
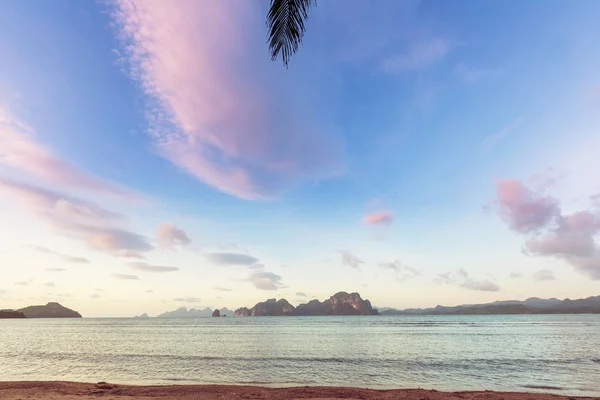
xmin=18 ymin=302 xmax=82 ymax=318
xmin=0 ymin=302 xmax=81 ymax=318
xmin=234 ymin=291 xmax=379 ymax=316
xmin=157 ymin=307 xmax=234 ymax=318
xmin=379 ymin=295 xmax=600 ymax=315
xmin=0 ymin=309 xmax=26 ymax=318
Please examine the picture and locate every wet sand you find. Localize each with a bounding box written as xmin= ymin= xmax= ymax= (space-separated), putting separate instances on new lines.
xmin=0 ymin=382 xmax=596 ymax=400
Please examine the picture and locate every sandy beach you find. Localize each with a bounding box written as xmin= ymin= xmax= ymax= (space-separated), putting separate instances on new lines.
xmin=0 ymin=382 xmax=596 ymax=400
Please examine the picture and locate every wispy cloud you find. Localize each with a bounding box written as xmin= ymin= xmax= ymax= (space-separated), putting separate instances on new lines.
xmin=111 ymin=273 xmax=139 ymax=280
xmin=481 ymin=118 xmax=522 ymax=153
xmin=30 ymin=246 xmax=90 ymax=264
xmin=110 ymin=0 xmax=342 ymax=199
xmin=533 ymin=269 xmax=556 ymax=282
xmin=15 ymin=280 xmax=32 ymax=286
xmin=213 ymin=286 xmax=232 ymax=292
xmin=0 ymin=178 xmax=122 ymax=222
xmin=379 ymin=260 xmax=419 ymax=281
xmin=0 ymin=105 xmax=139 ymax=200
xmin=338 ymin=250 xmax=364 ymax=269
xmin=460 ymin=280 xmax=500 ymax=292
xmin=509 ymin=271 xmax=522 ymax=279
xmin=296 ymin=292 xmax=307 ymax=297
xmin=174 ymin=297 xmax=201 ymax=303
xmin=205 ymin=252 xmax=259 ymax=266
xmin=128 ymin=262 xmax=179 ymax=273
xmin=46 ymin=268 xmax=66 ymax=272
xmin=437 ymin=269 xmax=500 ymax=292
xmin=0 ymin=178 xmax=153 ymax=258
xmin=381 ymin=38 xmax=451 ymax=74
xmin=44 ymin=282 xmax=55 ymax=287
xmin=156 ymin=223 xmax=191 ymax=250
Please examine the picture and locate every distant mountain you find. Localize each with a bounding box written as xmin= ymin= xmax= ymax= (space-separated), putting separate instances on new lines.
xmin=18 ymin=302 xmax=81 ymax=318
xmin=134 ymin=313 xmax=150 ymax=319
xmin=380 ymin=296 xmax=600 ymax=315
xmin=0 ymin=309 xmax=26 ymax=318
xmin=157 ymin=307 xmax=234 ymax=318
xmin=234 ymin=291 xmax=379 ymax=316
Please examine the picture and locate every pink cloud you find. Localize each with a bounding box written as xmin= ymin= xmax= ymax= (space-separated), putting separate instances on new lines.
xmin=0 ymin=178 xmax=122 ymax=223
xmin=0 ymin=106 xmax=139 ymax=200
xmin=525 ymin=211 xmax=600 ymax=258
xmin=156 ymin=223 xmax=191 ymax=250
xmin=0 ymin=178 xmax=153 ymax=258
xmin=363 ymin=210 xmax=394 ymax=226
xmin=492 ymin=178 xmax=600 ymax=280
xmin=493 ymin=179 xmax=560 ymax=233
xmin=110 ymin=0 xmax=342 ymax=199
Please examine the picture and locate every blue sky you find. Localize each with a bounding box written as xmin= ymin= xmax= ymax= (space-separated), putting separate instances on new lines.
xmin=1 ymin=0 xmax=599 ymax=317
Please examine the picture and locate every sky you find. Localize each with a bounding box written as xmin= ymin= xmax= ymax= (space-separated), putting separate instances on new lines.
xmin=1 ymin=0 xmax=599 ymax=317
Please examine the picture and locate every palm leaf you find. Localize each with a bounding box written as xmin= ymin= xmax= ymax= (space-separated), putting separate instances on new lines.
xmin=267 ymin=0 xmax=316 ymax=67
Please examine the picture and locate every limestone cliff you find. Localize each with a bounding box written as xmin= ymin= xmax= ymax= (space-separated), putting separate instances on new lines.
xmin=235 ymin=291 xmax=379 ymax=316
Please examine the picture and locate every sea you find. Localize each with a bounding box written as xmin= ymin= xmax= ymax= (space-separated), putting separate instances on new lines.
xmin=1 ymin=315 xmax=599 ymax=396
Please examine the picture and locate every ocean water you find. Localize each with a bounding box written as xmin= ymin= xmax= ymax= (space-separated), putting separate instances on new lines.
xmin=1 ymin=315 xmax=599 ymax=396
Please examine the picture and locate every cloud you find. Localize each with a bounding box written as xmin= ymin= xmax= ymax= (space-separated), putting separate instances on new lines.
xmin=128 ymin=262 xmax=179 ymax=273
xmin=111 ymin=273 xmax=139 ymax=280
xmin=460 ymin=280 xmax=501 ymax=292
xmin=338 ymin=250 xmax=364 ymax=269
xmin=437 ymin=269 xmax=501 ymax=292
xmin=30 ymin=246 xmax=90 ymax=264
xmin=213 ymin=286 xmax=232 ymax=292
xmin=110 ymin=0 xmax=342 ymax=200
xmin=44 ymin=282 xmax=55 ymax=287
xmin=0 ymin=179 xmax=153 ymax=258
xmin=0 ymin=105 xmax=139 ymax=200
xmin=533 ymin=269 xmax=556 ymax=282
xmin=491 ymin=179 xmax=560 ymax=233
xmin=525 ymin=211 xmax=600 ymax=257
xmin=509 ymin=271 xmax=522 ymax=279
xmin=145 ymin=289 xmax=154 ymax=293
xmin=0 ymin=178 xmax=123 ymax=222
xmin=46 ymin=268 xmax=66 ymax=272
xmin=91 ymin=294 xmax=101 ymax=299
xmin=71 ymin=225 xmax=153 ymax=258
xmin=363 ymin=210 xmax=394 ymax=226
xmin=481 ymin=118 xmax=522 ymax=153
xmin=381 ymin=38 xmax=451 ymax=73
xmin=491 ymin=178 xmax=600 ymax=280
xmin=156 ymin=223 xmax=191 ymax=250
xmin=296 ymin=292 xmax=307 ymax=297
xmin=174 ymin=297 xmax=201 ymax=303
xmin=379 ymin=260 xmax=419 ymax=281
xmin=248 ymin=270 xmax=285 ymax=291
xmin=436 ymin=268 xmax=468 ymax=284
xmin=205 ymin=252 xmax=259 ymax=266
xmin=455 ymin=63 xmax=503 ymax=84
xmin=15 ymin=280 xmax=31 ymax=286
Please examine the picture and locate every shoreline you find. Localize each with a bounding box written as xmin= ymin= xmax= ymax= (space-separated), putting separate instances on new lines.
xmin=1 ymin=382 xmax=598 ymax=400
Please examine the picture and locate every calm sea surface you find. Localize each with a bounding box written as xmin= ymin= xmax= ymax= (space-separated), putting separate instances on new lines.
xmin=1 ymin=315 xmax=600 ymax=395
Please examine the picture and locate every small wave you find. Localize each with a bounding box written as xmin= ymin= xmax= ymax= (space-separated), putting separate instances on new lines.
xmin=592 ymin=358 xmax=600 ymax=363
xmin=523 ymin=385 xmax=563 ymax=390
